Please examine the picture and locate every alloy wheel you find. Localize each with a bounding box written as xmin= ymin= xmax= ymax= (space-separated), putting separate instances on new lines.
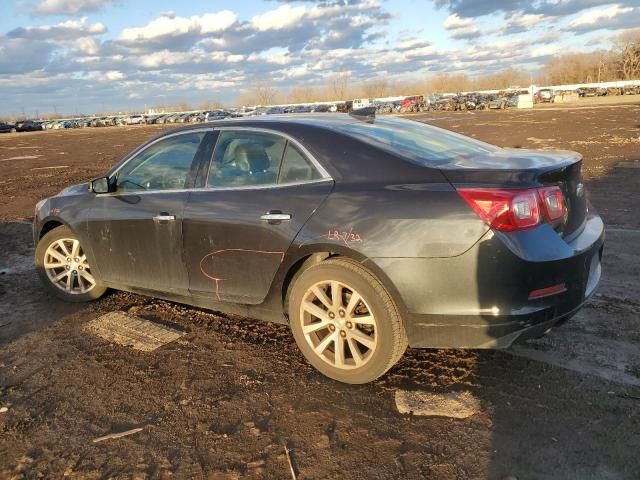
xmin=44 ymin=238 xmax=96 ymax=294
xmin=300 ymin=280 xmax=378 ymax=370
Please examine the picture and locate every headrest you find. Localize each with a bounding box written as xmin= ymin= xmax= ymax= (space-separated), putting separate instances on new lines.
xmin=234 ymin=142 xmax=270 ymax=173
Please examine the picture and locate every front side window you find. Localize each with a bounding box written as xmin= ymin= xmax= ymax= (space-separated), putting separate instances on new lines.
xmin=207 ymin=131 xmax=286 ymax=187
xmin=117 ymin=132 xmax=206 ymax=192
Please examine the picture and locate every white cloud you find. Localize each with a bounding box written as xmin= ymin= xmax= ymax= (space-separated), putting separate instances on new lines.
xmin=504 ymin=12 xmax=548 ymax=30
xmin=199 ymin=12 xmax=238 ymax=34
xmin=515 ymin=13 xmax=547 ymax=27
xmin=251 ymin=4 xmax=307 ymax=31
xmin=442 ymin=14 xmax=480 ymax=39
xmin=531 ymin=44 xmax=561 ymax=57
xmin=442 ymin=14 xmax=474 ymax=29
xmin=9 ymin=17 xmax=106 ymax=40
xmin=397 ymin=38 xmax=431 ymax=50
xmin=105 ymin=70 xmax=124 ymax=80
xmin=30 ymin=0 xmax=114 ymax=16
xmin=120 ymin=11 xmax=237 ymax=41
xmin=226 ymin=54 xmax=245 ymax=63
xmin=569 ymin=5 xmax=633 ymax=28
xmin=121 ymin=16 xmax=190 ymax=40
xmin=76 ymin=37 xmax=99 ymax=55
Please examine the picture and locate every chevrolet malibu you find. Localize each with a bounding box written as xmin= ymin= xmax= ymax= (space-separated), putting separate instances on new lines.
xmin=33 ymin=114 xmax=604 ymax=384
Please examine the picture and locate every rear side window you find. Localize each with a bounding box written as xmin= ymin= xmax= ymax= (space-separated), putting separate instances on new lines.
xmin=331 ymin=118 xmax=499 ymax=166
xmin=208 ymin=131 xmax=286 ymax=187
xmin=278 ymin=143 xmax=321 ymax=183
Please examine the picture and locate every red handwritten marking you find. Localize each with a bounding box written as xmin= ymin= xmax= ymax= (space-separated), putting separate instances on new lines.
xmin=50 ymin=207 xmax=61 ymax=216
xmin=322 ymin=228 xmax=362 ymax=247
xmin=199 ymin=249 xmax=285 ymax=300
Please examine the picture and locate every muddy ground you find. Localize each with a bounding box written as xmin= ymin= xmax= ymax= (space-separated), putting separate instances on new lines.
xmin=0 ymin=105 xmax=639 ymax=479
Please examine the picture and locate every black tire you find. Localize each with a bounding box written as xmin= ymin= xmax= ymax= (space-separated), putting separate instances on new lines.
xmin=35 ymin=225 xmax=107 ymax=302
xmin=288 ymin=257 xmax=407 ymax=384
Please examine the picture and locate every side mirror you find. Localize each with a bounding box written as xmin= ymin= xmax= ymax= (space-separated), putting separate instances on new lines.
xmin=89 ymin=176 xmax=111 ymax=194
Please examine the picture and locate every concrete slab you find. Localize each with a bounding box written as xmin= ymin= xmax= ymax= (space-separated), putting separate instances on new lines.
xmin=395 ymin=390 xmax=480 ymax=418
xmin=85 ymin=312 xmax=185 ymax=351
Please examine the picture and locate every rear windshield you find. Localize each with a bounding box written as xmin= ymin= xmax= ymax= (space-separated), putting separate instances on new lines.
xmin=330 ymin=117 xmax=499 ymax=166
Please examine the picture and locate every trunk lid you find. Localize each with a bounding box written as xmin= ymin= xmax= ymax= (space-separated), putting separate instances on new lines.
xmin=440 ymin=148 xmax=586 ymax=237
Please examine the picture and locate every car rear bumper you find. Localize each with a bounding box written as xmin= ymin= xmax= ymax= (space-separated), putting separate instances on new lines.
xmin=370 ymin=212 xmax=604 ymax=349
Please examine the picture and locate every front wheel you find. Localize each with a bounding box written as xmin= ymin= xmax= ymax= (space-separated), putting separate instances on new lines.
xmin=35 ymin=225 xmax=107 ymax=302
xmin=288 ymin=258 xmax=407 ymax=384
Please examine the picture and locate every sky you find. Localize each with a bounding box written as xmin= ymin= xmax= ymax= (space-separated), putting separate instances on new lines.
xmin=1 ymin=0 xmax=639 ymax=116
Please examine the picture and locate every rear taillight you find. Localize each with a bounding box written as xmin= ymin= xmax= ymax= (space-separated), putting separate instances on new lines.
xmin=538 ymin=186 xmax=564 ymax=224
xmin=458 ymin=187 xmax=564 ymax=232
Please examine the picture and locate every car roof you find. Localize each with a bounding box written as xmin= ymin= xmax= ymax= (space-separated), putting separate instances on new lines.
xmin=167 ymin=113 xmax=371 ymax=133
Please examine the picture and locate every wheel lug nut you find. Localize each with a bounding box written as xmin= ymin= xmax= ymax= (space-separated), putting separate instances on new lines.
xmin=66 ymin=258 xmax=71 ymax=262
xmin=338 ymin=309 xmax=345 ymax=317
xmin=78 ymin=266 xmax=83 ymax=270
xmin=74 ymin=257 xmax=80 ymax=262
xmin=340 ymin=330 xmax=346 ymax=338
xmin=329 ymin=324 xmax=336 ymax=332
xmin=346 ymin=322 xmax=353 ymax=329
xmin=65 ymin=265 xmax=70 ymax=270
xmin=328 ymin=312 xmax=335 ymax=319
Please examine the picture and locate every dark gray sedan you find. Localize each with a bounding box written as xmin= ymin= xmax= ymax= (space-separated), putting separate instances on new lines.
xmin=33 ymin=114 xmax=604 ymax=383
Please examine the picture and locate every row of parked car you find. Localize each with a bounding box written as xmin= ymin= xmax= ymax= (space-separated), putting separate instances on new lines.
xmin=0 ymin=104 xmax=346 ymax=133
xmin=370 ymin=92 xmax=523 ymax=113
xmin=3 ymin=83 xmax=639 ymax=134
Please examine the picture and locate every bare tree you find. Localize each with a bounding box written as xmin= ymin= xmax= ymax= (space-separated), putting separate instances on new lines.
xmin=199 ymin=99 xmax=224 ymax=110
xmin=541 ymin=48 xmax=629 ymax=85
xmin=361 ymin=79 xmax=390 ymax=98
xmin=175 ymin=101 xmax=193 ymax=112
xmin=288 ymin=86 xmax=320 ymax=104
xmin=255 ymin=80 xmax=279 ymax=106
xmin=327 ymin=71 xmax=350 ymax=100
xmin=472 ymin=68 xmax=530 ymax=90
xmin=615 ymin=29 xmax=640 ymax=80
xmin=426 ymin=73 xmax=471 ymax=93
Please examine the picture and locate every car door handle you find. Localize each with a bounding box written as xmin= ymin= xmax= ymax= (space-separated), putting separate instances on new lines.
xmin=153 ymin=214 xmax=176 ymax=222
xmin=260 ymin=213 xmax=291 ymax=221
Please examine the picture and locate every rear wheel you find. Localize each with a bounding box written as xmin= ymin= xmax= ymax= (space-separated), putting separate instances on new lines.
xmin=35 ymin=225 xmax=106 ymax=302
xmin=288 ymin=258 xmax=407 ymax=384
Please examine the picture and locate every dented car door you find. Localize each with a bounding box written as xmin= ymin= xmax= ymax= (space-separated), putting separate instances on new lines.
xmin=183 ymin=128 xmax=333 ymax=304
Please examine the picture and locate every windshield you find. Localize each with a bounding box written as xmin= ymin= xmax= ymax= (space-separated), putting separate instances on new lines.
xmin=330 ymin=117 xmax=500 ymax=166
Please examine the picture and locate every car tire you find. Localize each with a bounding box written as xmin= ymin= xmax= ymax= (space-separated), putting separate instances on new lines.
xmin=35 ymin=225 xmax=107 ymax=302
xmin=288 ymin=257 xmax=407 ymax=384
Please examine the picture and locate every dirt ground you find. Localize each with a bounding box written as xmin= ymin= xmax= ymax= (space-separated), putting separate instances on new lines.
xmin=1 ymin=105 xmax=639 ymax=479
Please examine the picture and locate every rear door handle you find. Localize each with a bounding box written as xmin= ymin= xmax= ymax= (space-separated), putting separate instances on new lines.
xmin=260 ymin=212 xmax=291 ymax=221
xmin=153 ymin=214 xmax=176 ymax=222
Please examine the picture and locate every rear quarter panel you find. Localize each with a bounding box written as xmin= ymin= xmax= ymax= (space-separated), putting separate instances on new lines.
xmin=294 ymin=181 xmax=488 ymax=259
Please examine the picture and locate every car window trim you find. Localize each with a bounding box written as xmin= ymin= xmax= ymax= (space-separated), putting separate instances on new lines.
xmin=96 ymin=178 xmax=334 ymax=196
xmin=101 ymin=126 xmax=333 ymax=196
